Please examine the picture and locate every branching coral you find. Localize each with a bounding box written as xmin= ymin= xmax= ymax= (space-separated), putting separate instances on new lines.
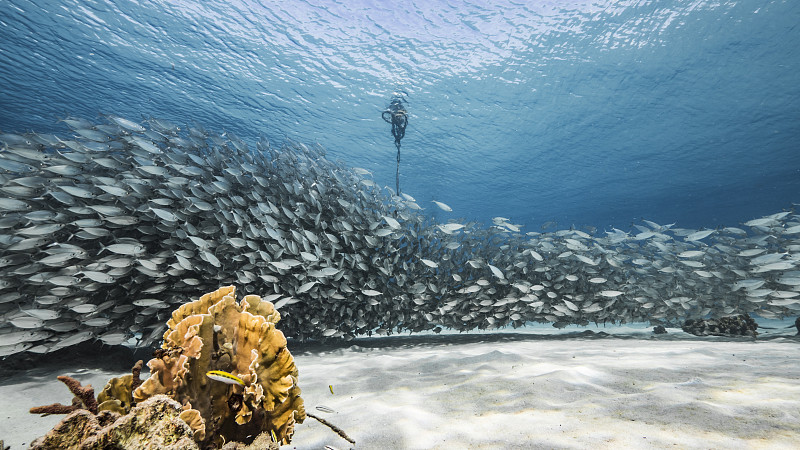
xmin=30 ymin=375 xmax=98 ymax=415
xmin=133 ymin=285 xmax=305 ymax=447
xmin=31 ymin=360 xmax=144 ymax=418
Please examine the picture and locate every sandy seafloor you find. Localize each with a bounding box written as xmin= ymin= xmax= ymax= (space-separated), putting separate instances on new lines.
xmin=1 ymin=320 xmax=798 ymax=449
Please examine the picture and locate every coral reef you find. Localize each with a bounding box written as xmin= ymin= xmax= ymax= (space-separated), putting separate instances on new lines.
xmin=682 ymin=314 xmax=758 ymax=337
xmin=30 ymin=286 xmax=305 ymax=448
xmin=133 ymin=285 xmax=305 ymax=447
xmin=29 ymin=395 xmax=199 ymax=450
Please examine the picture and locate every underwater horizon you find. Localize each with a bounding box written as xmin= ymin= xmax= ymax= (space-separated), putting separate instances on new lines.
xmin=1 ymin=0 xmax=798 ymax=232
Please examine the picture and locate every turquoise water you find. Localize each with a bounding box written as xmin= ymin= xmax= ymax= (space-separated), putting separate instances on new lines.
xmin=1 ymin=0 xmax=798 ymax=230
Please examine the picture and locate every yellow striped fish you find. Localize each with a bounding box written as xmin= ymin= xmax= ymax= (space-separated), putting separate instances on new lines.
xmin=206 ymin=370 xmax=245 ymax=386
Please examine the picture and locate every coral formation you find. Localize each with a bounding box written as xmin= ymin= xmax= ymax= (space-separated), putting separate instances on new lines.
xmin=31 ymin=361 xmax=143 ymax=416
xmin=29 ymin=395 xmax=199 ymax=450
xmin=29 ymin=410 xmax=104 ymax=449
xmin=30 ymin=286 xmax=305 ymax=448
xmin=96 ymin=360 xmax=143 ymax=414
xmin=133 ymin=285 xmax=305 ymax=447
xmin=30 ymin=375 xmax=99 ymax=415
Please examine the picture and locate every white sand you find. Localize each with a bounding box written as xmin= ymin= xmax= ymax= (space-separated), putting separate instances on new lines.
xmin=2 ymin=323 xmax=799 ymax=449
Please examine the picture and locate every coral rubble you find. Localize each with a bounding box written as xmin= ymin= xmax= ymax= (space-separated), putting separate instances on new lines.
xmin=682 ymin=314 xmax=758 ymax=337
xmin=30 ymin=395 xmax=199 ymax=450
xmin=219 ymin=432 xmax=280 ymax=450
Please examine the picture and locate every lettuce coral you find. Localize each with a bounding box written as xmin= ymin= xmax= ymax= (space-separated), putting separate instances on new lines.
xmin=133 ymin=285 xmax=305 ymax=447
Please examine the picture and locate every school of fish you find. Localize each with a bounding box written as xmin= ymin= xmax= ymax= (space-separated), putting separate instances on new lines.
xmin=0 ymin=115 xmax=798 ymax=357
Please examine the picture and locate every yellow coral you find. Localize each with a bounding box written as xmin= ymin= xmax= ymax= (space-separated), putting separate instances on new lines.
xmin=97 ymin=374 xmax=134 ymax=414
xmin=178 ymin=408 xmax=206 ymax=442
xmin=242 ymin=294 xmax=281 ymax=324
xmin=164 ymin=314 xmax=206 ymax=358
xmin=133 ymin=285 xmax=304 ymax=447
xmin=166 ymin=285 xmax=235 ymax=331
xmin=269 ymin=383 xmax=305 ymax=445
xmin=133 ymin=353 xmax=190 ymax=403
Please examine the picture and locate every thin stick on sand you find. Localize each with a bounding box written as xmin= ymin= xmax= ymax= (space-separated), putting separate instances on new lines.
xmin=306 ymin=412 xmax=356 ymax=445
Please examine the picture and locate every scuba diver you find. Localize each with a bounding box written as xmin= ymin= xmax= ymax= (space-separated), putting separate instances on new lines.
xmin=382 ymin=97 xmax=408 ymax=149
xmin=382 ymin=95 xmax=408 ymax=195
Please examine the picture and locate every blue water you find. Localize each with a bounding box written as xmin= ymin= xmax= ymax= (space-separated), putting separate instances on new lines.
xmin=1 ymin=0 xmax=798 ymax=231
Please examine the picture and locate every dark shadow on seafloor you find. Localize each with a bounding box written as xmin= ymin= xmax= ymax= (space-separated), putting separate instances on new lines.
xmin=0 ymin=341 xmax=157 ymax=380
xmin=289 ymin=326 xmax=799 ymax=355
xmin=1 ymin=327 xmax=797 ymax=379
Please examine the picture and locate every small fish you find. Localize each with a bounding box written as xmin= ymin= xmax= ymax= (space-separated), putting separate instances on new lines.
xmin=420 ymin=258 xmax=439 ymax=268
xmin=743 ymin=217 xmax=777 ymax=227
xmin=488 ymin=264 xmax=505 ymax=279
xmin=300 ymin=251 xmax=319 ymax=262
xmin=103 ymin=114 xmax=146 ymax=132
xmin=274 ymin=297 xmax=301 ymax=309
xmin=315 ymin=405 xmax=336 ymax=413
xmin=0 ymin=158 xmax=37 ymax=173
xmin=0 ymin=198 xmax=30 ymax=212
xmin=599 ymin=290 xmax=624 ymax=298
xmin=437 ymin=223 xmax=465 ymax=234
xmin=297 ymin=281 xmax=317 ymax=294
xmin=373 ymin=227 xmax=393 ymax=237
xmin=270 ymin=260 xmax=291 ymax=270
xmin=685 ymin=229 xmax=715 ymax=241
xmin=99 ymin=242 xmax=146 ymax=256
xmin=151 ymin=207 xmax=179 ymax=222
xmin=738 ymin=248 xmax=766 ymax=257
xmin=83 ymin=317 xmax=113 ymax=327
xmin=383 ymin=215 xmax=401 ymax=229
xmin=431 ymin=200 xmax=452 ymax=212
xmin=206 ymin=370 xmax=245 ymax=386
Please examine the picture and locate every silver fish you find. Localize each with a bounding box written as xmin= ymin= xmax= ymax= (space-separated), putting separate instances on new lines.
xmin=2 ymin=116 xmax=799 ymax=357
